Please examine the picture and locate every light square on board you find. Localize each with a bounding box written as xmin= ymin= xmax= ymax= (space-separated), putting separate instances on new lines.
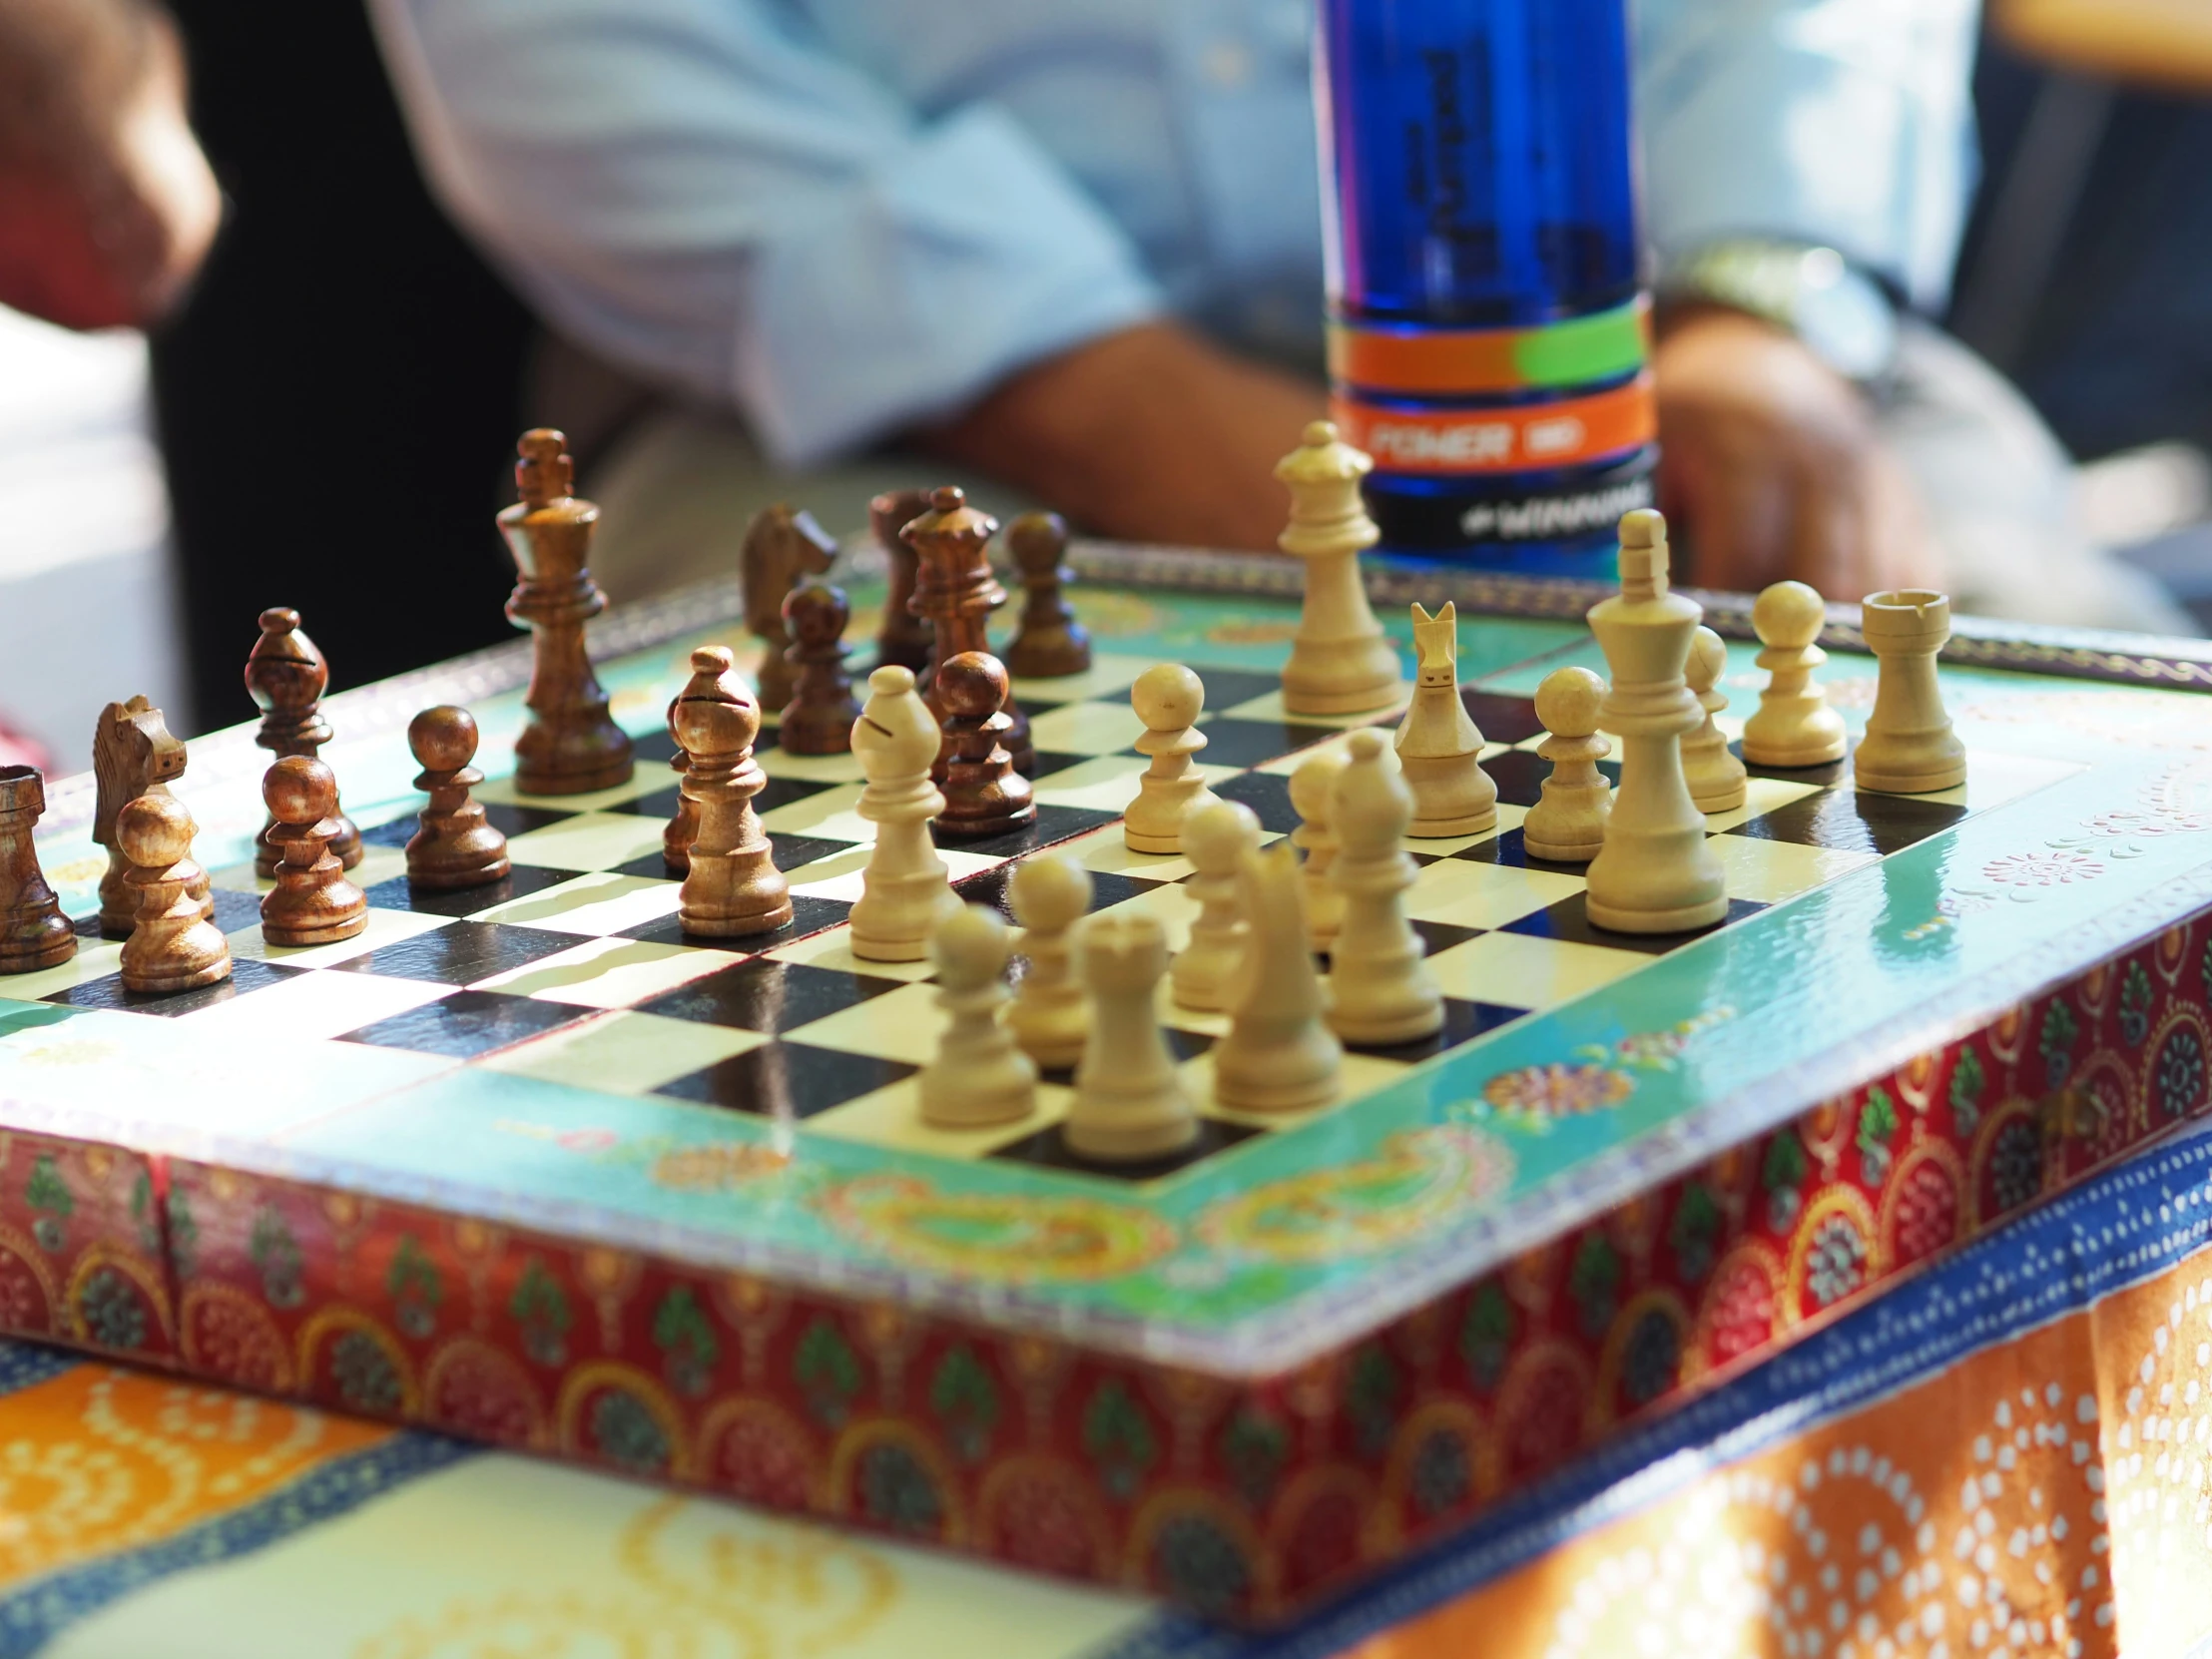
xmin=477 ymin=769 xmax=667 ymax=813
xmin=477 ymin=1007 xmax=771 ymax=1095
xmin=0 ymin=939 xmax=124 ymax=1002
xmin=176 ymin=966 xmax=452 ymax=1042
xmin=764 ymin=925 xmax=936 ymax=983
xmin=503 ymin=811 xmax=675 ymax=874
xmin=1699 ymin=775 xmax=1826 ymax=834
xmin=230 ymin=903 xmax=450 ymax=967
xmin=1705 ymin=834 xmax=1880 ymax=903
xmin=1403 ymin=858 xmax=1584 ymax=931
xmin=756 ymin=748 xmax=866 ymax=786
xmin=1031 ymin=757 xmax=1243 ymax=818
xmin=44 ymin=955 xmax=305 ymax=1017
xmin=1024 ymin=700 xmax=1150 ymax=758
xmin=781 ymin=844 xmax=1002 ymax=905
xmin=1426 ymin=930 xmax=1644 ymax=1008
xmin=806 ymin=1077 xmax=1073 ymax=1159
xmin=469 ymin=870 xmax=686 ymax=936
xmin=757 ymin=784 xmax=874 ymax=842
xmin=1216 ymin=688 xmax=1409 ymax=730
xmin=471 ymin=935 xmax=743 ymax=1008
xmin=1010 ymin=653 xmax=1151 ymax=705
xmin=1043 ymin=823 xmax=1199 ymax=884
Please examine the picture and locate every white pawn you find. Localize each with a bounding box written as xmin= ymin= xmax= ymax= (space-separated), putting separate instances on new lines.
xmin=1067 ymin=913 xmax=1197 ymax=1161
xmin=1521 ymin=667 xmax=1612 ymax=862
xmin=1328 ymin=731 xmax=1443 ymax=1045
xmin=1124 ymin=664 xmax=1221 ymax=854
xmin=1394 ymin=602 xmax=1497 ymax=836
xmin=1171 ymin=800 xmax=1260 ymax=1013
xmin=1683 ymin=626 xmax=1749 ymax=814
xmin=1213 ymin=842 xmax=1342 ymax=1113
xmin=1742 ymin=580 xmax=1847 ymax=767
xmin=1007 ymin=852 xmax=1092 ymax=1069
xmin=1290 ymin=747 xmax=1349 ymax=949
xmin=1854 ymin=589 xmax=1965 ymax=793
xmin=920 ymin=905 xmax=1036 ymax=1128
xmin=849 ymin=666 xmax=959 ymax=961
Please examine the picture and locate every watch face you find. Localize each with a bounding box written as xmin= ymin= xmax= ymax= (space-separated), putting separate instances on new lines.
xmin=1793 ymin=249 xmax=1899 ymax=380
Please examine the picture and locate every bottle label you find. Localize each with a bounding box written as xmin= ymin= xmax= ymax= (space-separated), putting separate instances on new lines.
xmin=1328 ymin=295 xmax=1650 ymax=395
xmin=1331 ymin=372 xmax=1655 ymax=475
xmin=1368 ymin=451 xmax=1658 ymax=548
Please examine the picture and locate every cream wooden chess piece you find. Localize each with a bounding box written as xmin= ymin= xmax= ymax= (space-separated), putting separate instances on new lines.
xmin=1394 ymin=602 xmax=1497 ymax=836
xmin=920 ymin=904 xmax=1036 ymax=1128
xmin=1853 ymin=589 xmax=1966 ymax=793
xmin=1742 ymin=580 xmax=1848 ymax=767
xmin=1172 ymin=800 xmax=1260 ymax=1013
xmin=1328 ymin=731 xmax=1443 ymax=1045
xmin=1213 ymin=842 xmax=1342 ymax=1113
xmin=1290 ymin=747 xmax=1349 ymax=949
xmin=1521 ymin=667 xmax=1613 ymax=862
xmin=1067 ymin=913 xmax=1198 ymax=1161
xmin=1683 ymin=625 xmax=1749 ymax=814
xmin=1124 ymin=664 xmax=1222 ymax=854
xmin=1276 ymin=421 xmax=1403 ymax=716
xmin=1583 ymin=511 xmax=1728 ymax=933
xmin=849 ymin=666 xmax=959 ymax=961
xmin=1007 ymin=852 xmax=1092 ymax=1068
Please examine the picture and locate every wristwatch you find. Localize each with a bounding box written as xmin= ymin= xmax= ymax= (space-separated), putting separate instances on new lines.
xmin=1663 ymin=240 xmax=1903 ymax=384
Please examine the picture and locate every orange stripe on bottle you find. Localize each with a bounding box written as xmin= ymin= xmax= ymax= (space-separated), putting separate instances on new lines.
xmin=1330 ymin=374 xmax=1656 ymax=476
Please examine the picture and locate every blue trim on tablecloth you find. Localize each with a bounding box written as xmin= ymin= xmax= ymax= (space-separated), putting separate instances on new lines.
xmin=0 ymin=1340 xmax=77 ymax=1398
xmin=1105 ymin=1119 xmax=2212 ymax=1659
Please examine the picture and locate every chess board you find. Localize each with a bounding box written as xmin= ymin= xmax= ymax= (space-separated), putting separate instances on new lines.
xmin=7 ymin=553 xmax=2212 ymax=1618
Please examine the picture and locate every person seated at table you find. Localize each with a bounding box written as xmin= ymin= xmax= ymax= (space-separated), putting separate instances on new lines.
xmin=364 ymin=0 xmax=2186 ymax=633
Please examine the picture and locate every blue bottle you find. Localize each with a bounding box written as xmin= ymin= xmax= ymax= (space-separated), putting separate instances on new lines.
xmin=1315 ymin=0 xmax=1654 ymax=578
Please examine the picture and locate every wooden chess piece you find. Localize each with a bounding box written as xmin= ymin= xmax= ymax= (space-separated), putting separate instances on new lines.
xmin=1683 ymin=626 xmax=1749 ymax=814
xmin=1276 ymin=421 xmax=1402 ymax=716
xmin=1125 ymin=664 xmax=1220 ymax=854
xmin=1290 ymin=747 xmax=1350 ymax=949
xmin=849 ymin=665 xmax=960 ymax=962
xmin=1521 ymin=667 xmax=1613 ymax=862
xmin=496 ymin=428 xmax=635 ymax=796
xmin=902 ymin=486 xmax=1032 ymax=775
xmin=1067 ymin=912 xmax=1198 ymax=1161
xmin=933 ymin=651 xmax=1035 ymax=838
xmin=405 ymin=706 xmax=511 ymax=889
xmin=1007 ymin=851 xmax=1091 ymax=1068
xmin=1000 ymin=511 xmax=1091 ymax=678
xmin=779 ymin=582 xmax=861 ymax=755
xmin=868 ymin=486 xmax=934 ymax=675
xmin=1742 ymin=580 xmax=1848 ymax=768
xmin=674 ymin=646 xmax=792 ymax=936
xmin=1394 ymin=601 xmax=1497 ymax=836
xmin=1853 ymin=589 xmax=1966 ymax=793
xmin=920 ymin=904 xmax=1037 ymax=1128
xmin=245 ymin=607 xmax=361 ymax=874
xmin=1212 ymin=842 xmax=1342 ymax=1113
xmin=661 ymin=692 xmax=697 ymax=874
xmin=1328 ymin=731 xmax=1442 ymax=1044
xmin=1171 ymin=800 xmax=1259 ymax=1013
xmin=261 ymin=757 xmax=369 ymax=946
xmin=92 ymin=696 xmax=209 ymax=936
xmin=742 ymin=504 xmax=836 ymax=715
xmin=117 ymin=794 xmax=230 ymax=993
xmin=0 ymin=767 xmax=74 ymax=973
xmin=1583 ymin=511 xmax=1728 ymax=933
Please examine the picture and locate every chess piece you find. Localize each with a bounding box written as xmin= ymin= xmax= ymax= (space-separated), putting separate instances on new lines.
xmin=497 ymin=428 xmax=636 ymax=796
xmin=1328 ymin=731 xmax=1443 ymax=1044
xmin=0 ymin=767 xmax=74 ymax=973
xmin=868 ymin=486 xmax=934 ymax=675
xmin=661 ymin=692 xmax=698 ymax=874
xmin=1124 ymin=664 xmax=1221 ymax=854
xmin=1007 ymin=852 xmax=1091 ymax=1068
xmin=117 ymin=794 xmax=230 ymax=993
xmin=1213 ymin=842 xmax=1342 ymax=1112
xmin=1000 ymin=511 xmax=1091 ymax=678
xmin=673 ymin=647 xmax=792 ymax=936
xmin=1742 ymin=580 xmax=1848 ymax=768
xmin=1171 ymin=800 xmax=1259 ymax=1013
xmin=91 ymin=696 xmax=209 ymax=935
xmin=1394 ymin=601 xmax=1497 ymax=836
xmin=1853 ymin=589 xmax=1966 ymax=793
xmin=404 ymin=706 xmax=511 ymax=889
xmin=741 ymin=504 xmax=836 ymax=714
xmin=1290 ymin=747 xmax=1350 ymax=949
xmin=1683 ymin=626 xmax=1749 ymax=814
xmin=933 ymin=651 xmax=1036 ymax=838
xmin=1521 ymin=667 xmax=1613 ymax=862
xmin=902 ymin=486 xmax=1032 ymax=774
xmin=920 ymin=905 xmax=1037 ymax=1128
xmin=1276 ymin=421 xmax=1403 ymax=716
xmin=261 ymin=756 xmax=369 ymax=946
xmin=1067 ymin=913 xmax=1198 ymax=1161
xmin=849 ymin=665 xmax=960 ymax=961
xmin=779 ymin=582 xmax=861 ymax=755
xmin=1583 ymin=511 xmax=1728 ymax=933
xmin=246 ymin=607 xmax=361 ymax=874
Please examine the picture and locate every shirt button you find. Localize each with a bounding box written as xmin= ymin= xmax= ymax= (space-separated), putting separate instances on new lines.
xmin=1201 ymin=39 xmax=1254 ymax=89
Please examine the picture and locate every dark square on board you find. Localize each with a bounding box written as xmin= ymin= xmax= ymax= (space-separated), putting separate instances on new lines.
xmin=339 ymin=987 xmax=585 ymax=1058
xmin=957 ymin=862 xmax=1163 ymax=926
xmin=1729 ymin=789 xmax=1967 ymax=857
xmin=1500 ymin=892 xmax=1768 ymax=955
xmin=210 ymin=886 xmax=268 ymax=933
xmin=1188 ymin=718 xmax=1331 ymax=771
xmin=482 ymin=802 xmax=583 ymax=840
xmin=43 ymin=954 xmax=305 ymax=1016
xmin=1452 ymin=827 xmax=1586 ymax=874
xmin=1342 ymin=997 xmax=1529 ymax=1061
xmin=619 ymin=893 xmax=850 ymax=951
xmin=1737 ymin=740 xmax=1849 ymax=789
xmin=1191 ymin=669 xmax=1292 ymax=711
xmin=989 ymin=1115 xmax=1260 ymax=1183
xmin=611 ymin=833 xmax=857 ymax=886
xmin=654 ymin=1042 xmax=915 ymax=1117
xmin=611 ymin=776 xmax=832 ymax=821
xmin=1022 ymin=750 xmax=1090 ymax=782
xmin=361 ymin=864 xmax=587 ymax=920
xmin=934 ymin=804 xmax=1118 ymax=860
xmin=1210 ymin=771 xmax=1300 ymax=835
xmin=334 ymin=920 xmax=583 ymax=985
xmin=632 ymin=728 xmax=680 ymax=765
xmin=1461 ymin=691 xmax=1546 ymax=747
xmin=635 ymin=956 xmax=903 ymax=1033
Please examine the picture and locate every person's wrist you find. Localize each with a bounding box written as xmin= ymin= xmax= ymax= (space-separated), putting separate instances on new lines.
xmin=1660 ymin=240 xmax=1902 ymax=388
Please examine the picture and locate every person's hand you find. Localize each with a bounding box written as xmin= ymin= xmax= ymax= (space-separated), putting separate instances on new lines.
xmin=0 ymin=0 xmax=220 ymax=329
xmin=916 ymin=319 xmax=1324 ymax=551
xmin=1653 ymin=305 xmax=1936 ymax=598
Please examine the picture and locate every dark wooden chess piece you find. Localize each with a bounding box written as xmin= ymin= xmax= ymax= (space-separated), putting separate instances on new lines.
xmin=261 ymin=757 xmax=369 ymax=947
xmin=404 ymin=707 xmax=511 ymax=889
xmin=0 ymin=767 xmax=75 ymax=973
xmin=91 ymin=696 xmax=209 ymax=936
xmin=868 ymin=486 xmax=933 ymax=675
xmin=661 ymin=692 xmax=698 ymax=875
xmin=674 ymin=647 xmax=792 ymax=936
xmin=902 ymin=486 xmax=1032 ymax=776
xmin=246 ymin=606 xmax=361 ymax=875
xmin=497 ymin=428 xmax=635 ymax=797
xmin=779 ymin=583 xmax=861 ymax=755
xmin=742 ymin=504 xmax=836 ymax=714
xmin=1001 ymin=511 xmax=1091 ymax=678
xmin=117 ymin=794 xmax=230 ymax=993
xmin=933 ymin=652 xmax=1035 ymax=839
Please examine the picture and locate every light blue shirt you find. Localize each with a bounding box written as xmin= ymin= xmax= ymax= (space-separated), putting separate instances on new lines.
xmin=369 ymin=0 xmax=1979 ymax=468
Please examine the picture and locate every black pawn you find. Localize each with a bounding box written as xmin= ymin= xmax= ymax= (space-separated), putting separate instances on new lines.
xmin=405 ymin=707 xmax=512 ymax=889
xmin=933 ymin=651 xmax=1034 ymax=839
xmin=779 ymin=583 xmax=861 ymax=755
